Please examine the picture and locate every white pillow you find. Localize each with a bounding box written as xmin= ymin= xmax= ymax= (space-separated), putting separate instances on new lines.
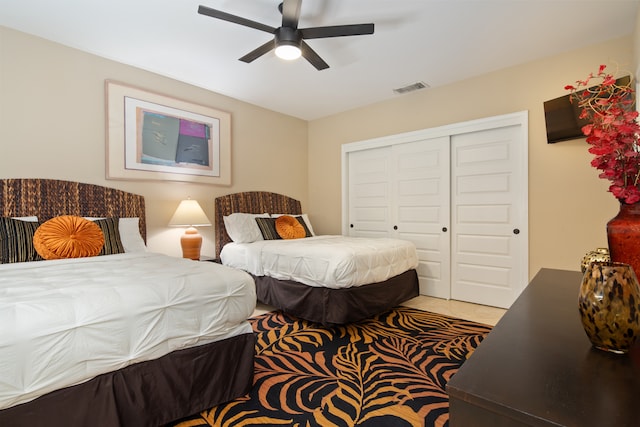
xmin=223 ymin=213 xmax=269 ymax=243
xmin=84 ymin=216 xmax=147 ymax=253
xmin=12 ymin=216 xmax=38 ymax=222
xmin=118 ymin=217 xmax=147 ymax=253
xmin=271 ymin=213 xmax=315 ymax=236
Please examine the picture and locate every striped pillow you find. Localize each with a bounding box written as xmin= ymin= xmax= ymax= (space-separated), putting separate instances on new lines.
xmin=0 ymin=217 xmax=43 ymax=263
xmin=92 ymin=218 xmax=125 ymax=255
xmin=255 ymin=217 xmax=282 ymax=240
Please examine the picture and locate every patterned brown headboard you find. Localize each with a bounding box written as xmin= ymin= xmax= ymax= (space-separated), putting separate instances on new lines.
xmin=214 ymin=191 xmax=302 ymax=259
xmin=0 ymin=179 xmax=147 ymax=241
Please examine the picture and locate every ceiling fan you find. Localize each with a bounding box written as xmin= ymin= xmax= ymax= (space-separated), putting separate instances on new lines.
xmin=197 ymin=0 xmax=374 ymax=70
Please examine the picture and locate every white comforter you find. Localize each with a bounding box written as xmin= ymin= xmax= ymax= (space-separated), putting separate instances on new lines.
xmin=0 ymin=252 xmax=256 ymax=410
xmin=220 ymin=235 xmax=418 ymax=289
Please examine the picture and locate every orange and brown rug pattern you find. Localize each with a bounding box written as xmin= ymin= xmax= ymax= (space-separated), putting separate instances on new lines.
xmin=173 ymin=306 xmax=491 ymax=427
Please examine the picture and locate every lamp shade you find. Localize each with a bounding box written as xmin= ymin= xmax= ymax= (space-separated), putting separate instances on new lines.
xmin=168 ymin=199 xmax=211 ymax=227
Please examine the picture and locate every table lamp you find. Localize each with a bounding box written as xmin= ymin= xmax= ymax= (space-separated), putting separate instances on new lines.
xmin=168 ymin=198 xmax=211 ymax=260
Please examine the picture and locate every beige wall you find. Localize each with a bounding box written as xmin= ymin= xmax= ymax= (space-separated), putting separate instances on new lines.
xmin=0 ymin=26 xmax=308 ymax=257
xmin=2 ymin=23 xmax=639 ymax=280
xmin=308 ymin=36 xmax=634 ymax=278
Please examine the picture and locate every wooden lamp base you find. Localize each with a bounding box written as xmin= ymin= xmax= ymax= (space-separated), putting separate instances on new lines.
xmin=180 ymin=226 xmax=202 ymax=260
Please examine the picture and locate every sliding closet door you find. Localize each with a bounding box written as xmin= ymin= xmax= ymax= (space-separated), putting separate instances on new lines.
xmin=347 ymin=146 xmax=392 ymax=237
xmin=347 ymin=138 xmax=451 ymax=298
xmin=393 ymin=137 xmax=451 ymax=298
xmin=343 ymin=111 xmax=528 ymax=307
xmin=450 ymin=124 xmax=527 ymax=308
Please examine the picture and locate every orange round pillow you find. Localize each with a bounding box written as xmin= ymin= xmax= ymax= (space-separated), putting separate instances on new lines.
xmin=34 ymin=215 xmax=105 ymax=260
xmin=275 ymin=215 xmax=306 ymax=240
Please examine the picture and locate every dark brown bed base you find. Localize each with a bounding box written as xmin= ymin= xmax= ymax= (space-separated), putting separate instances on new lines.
xmin=0 ymin=179 xmax=256 ymax=426
xmin=215 ymin=191 xmax=419 ymax=326
xmin=0 ymin=334 xmax=255 ymax=427
xmin=255 ymin=269 xmax=419 ymax=325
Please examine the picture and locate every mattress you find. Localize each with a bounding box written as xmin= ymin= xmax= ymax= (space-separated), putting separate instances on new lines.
xmin=0 ymin=252 xmax=256 ymax=410
xmin=220 ymin=235 xmax=418 ymax=289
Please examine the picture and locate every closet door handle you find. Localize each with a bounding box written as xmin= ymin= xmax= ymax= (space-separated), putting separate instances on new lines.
xmin=442 ymin=227 xmax=448 ymax=232
xmin=513 ymin=228 xmax=520 ymax=235
xmin=393 ymin=225 xmax=398 ymax=230
xmin=350 ymin=224 xmax=354 ymax=228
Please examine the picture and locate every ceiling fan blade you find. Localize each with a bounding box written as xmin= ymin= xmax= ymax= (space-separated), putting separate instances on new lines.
xmin=198 ymin=5 xmax=276 ymax=34
xmin=239 ymin=40 xmax=275 ymax=63
xmin=300 ymin=40 xmax=329 ymax=70
xmin=281 ymin=0 xmax=301 ymax=29
xmin=301 ymin=23 xmax=374 ymax=39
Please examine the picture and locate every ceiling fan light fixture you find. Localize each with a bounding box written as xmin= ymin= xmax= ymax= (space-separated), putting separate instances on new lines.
xmin=274 ymin=26 xmax=302 ymax=60
xmin=275 ymin=43 xmax=301 ymax=60
xmin=198 ymin=1 xmax=374 ymax=70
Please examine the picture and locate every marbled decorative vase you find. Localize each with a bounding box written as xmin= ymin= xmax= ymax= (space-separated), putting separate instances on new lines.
xmin=579 ymin=261 xmax=640 ymax=354
xmin=607 ymin=202 xmax=640 ymax=276
xmin=580 ymin=247 xmax=610 ymax=273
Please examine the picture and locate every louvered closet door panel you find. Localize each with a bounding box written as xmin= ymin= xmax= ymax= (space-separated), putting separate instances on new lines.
xmin=393 ymin=137 xmax=451 ymax=298
xmin=348 ymin=146 xmax=392 ymax=237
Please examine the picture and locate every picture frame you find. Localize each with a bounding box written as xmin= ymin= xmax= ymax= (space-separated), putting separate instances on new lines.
xmin=105 ymin=80 xmax=231 ymax=185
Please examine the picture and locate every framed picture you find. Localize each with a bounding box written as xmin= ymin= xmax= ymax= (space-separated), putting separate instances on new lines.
xmin=105 ymin=80 xmax=231 ymax=185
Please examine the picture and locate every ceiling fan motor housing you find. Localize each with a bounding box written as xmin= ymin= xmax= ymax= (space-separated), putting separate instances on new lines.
xmin=275 ymin=27 xmax=302 ymax=49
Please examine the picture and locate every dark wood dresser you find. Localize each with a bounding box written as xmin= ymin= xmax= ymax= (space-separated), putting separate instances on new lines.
xmin=447 ymin=268 xmax=640 ymax=426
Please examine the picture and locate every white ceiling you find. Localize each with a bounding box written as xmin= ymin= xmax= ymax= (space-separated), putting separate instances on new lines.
xmin=1 ymin=0 xmax=638 ymax=120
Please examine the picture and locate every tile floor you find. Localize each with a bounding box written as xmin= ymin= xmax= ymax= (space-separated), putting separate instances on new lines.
xmin=253 ymin=295 xmax=506 ymax=327
xmin=400 ymin=295 xmax=506 ymax=326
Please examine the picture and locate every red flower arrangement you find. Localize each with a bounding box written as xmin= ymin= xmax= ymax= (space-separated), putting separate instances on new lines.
xmin=565 ymin=65 xmax=640 ymax=204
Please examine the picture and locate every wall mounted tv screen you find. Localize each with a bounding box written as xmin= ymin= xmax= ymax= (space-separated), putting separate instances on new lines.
xmin=544 ymin=75 xmax=632 ymax=144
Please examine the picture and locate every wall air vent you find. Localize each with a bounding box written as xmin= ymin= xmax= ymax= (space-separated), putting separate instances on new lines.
xmin=393 ymin=81 xmax=429 ymax=95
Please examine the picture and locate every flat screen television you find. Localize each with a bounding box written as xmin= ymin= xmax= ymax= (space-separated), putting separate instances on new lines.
xmin=544 ymin=75 xmax=632 ymax=144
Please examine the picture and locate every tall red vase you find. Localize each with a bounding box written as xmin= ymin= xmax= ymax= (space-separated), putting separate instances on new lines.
xmin=607 ymin=202 xmax=640 ymax=276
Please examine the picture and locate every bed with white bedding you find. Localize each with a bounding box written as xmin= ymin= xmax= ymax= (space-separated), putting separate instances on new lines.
xmin=221 ymin=235 xmax=418 ymax=289
xmin=215 ymin=191 xmax=420 ymax=325
xmin=0 ymin=179 xmax=256 ymax=427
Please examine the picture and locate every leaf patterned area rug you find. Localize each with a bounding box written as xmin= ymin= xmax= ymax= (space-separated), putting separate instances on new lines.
xmin=172 ymin=306 xmax=492 ymax=427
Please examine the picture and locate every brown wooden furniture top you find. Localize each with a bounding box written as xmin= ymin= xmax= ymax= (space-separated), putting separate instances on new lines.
xmin=447 ymin=268 xmax=640 ymax=427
